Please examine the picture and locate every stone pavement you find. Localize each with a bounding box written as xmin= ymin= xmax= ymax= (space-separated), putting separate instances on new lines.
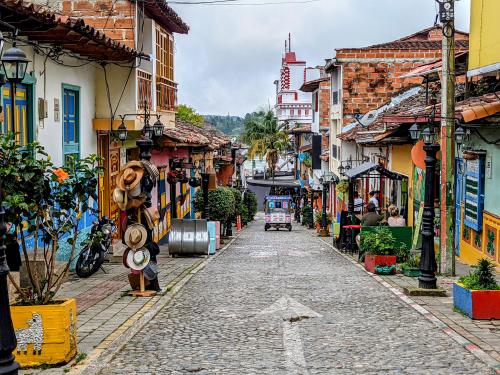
xmin=96 ymin=216 xmax=494 ymax=374
xmin=321 ymin=237 xmax=500 ymax=368
xmin=19 ymin=248 xmax=206 ymax=374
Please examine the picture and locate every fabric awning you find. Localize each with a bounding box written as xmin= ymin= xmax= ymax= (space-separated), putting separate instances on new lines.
xmin=344 ymin=162 xmax=406 ymax=181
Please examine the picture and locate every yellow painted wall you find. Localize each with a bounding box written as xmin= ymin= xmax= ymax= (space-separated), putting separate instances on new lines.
xmin=459 ymin=208 xmax=500 ymax=267
xmin=469 ymin=0 xmax=500 ymax=73
xmin=391 ymin=144 xmax=414 ymax=226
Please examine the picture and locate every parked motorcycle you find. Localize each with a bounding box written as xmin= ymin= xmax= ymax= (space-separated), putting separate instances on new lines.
xmin=75 ymin=217 xmax=116 ymax=278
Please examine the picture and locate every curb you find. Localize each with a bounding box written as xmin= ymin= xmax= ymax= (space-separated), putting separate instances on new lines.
xmin=67 ymin=231 xmax=242 ymax=375
xmin=317 ymin=236 xmax=500 ymax=374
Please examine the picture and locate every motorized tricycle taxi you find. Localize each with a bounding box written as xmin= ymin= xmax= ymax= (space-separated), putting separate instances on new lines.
xmin=264 ymin=195 xmax=292 ymax=231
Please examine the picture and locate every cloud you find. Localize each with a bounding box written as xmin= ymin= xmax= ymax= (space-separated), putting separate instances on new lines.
xmin=174 ymin=0 xmax=470 ymax=116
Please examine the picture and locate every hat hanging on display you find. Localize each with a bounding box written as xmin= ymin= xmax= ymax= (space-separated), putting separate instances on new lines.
xmin=144 ymin=206 xmax=160 ymax=230
xmin=126 ymin=248 xmax=151 ymax=271
xmin=113 ymin=188 xmax=128 ymax=211
xmin=126 ymin=194 xmax=147 ymax=211
xmin=123 ymin=248 xmax=131 ymax=268
xmin=142 ymin=160 xmax=160 ymax=186
xmin=117 ymin=161 xmax=144 ymax=191
xmin=124 ymin=223 xmax=148 ymax=250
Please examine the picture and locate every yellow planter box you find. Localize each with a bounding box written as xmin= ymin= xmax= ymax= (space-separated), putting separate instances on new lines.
xmin=10 ymin=299 xmax=77 ymax=367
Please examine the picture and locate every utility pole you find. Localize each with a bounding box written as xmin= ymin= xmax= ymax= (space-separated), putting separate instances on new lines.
xmin=438 ymin=0 xmax=456 ymax=276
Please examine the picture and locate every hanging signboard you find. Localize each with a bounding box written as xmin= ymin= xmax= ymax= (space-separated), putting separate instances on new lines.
xmin=464 ymin=157 xmax=485 ymax=231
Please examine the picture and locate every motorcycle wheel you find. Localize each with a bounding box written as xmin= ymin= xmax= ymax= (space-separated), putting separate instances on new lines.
xmin=76 ymin=246 xmax=104 ymax=278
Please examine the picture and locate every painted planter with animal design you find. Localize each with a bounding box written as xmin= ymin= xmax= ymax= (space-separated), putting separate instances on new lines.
xmin=10 ymin=299 xmax=77 ymax=367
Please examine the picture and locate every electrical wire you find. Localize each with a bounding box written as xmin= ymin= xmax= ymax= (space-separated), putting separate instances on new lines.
xmin=160 ymin=0 xmax=323 ymax=5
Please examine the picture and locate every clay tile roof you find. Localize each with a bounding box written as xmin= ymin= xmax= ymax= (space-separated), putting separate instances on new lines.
xmin=361 ymin=25 xmax=468 ymax=50
xmin=164 ymin=119 xmax=210 ymax=146
xmin=144 ymin=1 xmax=189 ymax=34
xmin=382 ymin=89 xmax=500 ymax=124
xmin=300 ymin=77 xmax=328 ymax=93
xmin=288 ymin=124 xmax=312 ymax=134
xmin=0 ymin=0 xmax=147 ymax=62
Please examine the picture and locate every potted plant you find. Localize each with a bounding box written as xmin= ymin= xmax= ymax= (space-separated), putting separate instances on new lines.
xmin=314 ymin=211 xmax=333 ymax=234
xmin=0 ymin=134 xmax=102 ymax=367
xmin=453 ymin=258 xmax=500 ymax=319
xmin=401 ymin=256 xmax=421 ymax=277
xmin=360 ymin=227 xmax=399 ymax=273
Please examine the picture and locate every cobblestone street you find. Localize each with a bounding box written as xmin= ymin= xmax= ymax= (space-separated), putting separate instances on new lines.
xmin=102 ymin=216 xmax=493 ymax=374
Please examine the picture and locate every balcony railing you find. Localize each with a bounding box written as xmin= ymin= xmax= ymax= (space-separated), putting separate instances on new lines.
xmin=138 ymin=70 xmax=152 ymax=110
xmin=156 ymin=77 xmax=178 ymax=112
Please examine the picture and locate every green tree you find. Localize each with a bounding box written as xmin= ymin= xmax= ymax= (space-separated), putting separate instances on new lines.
xmin=177 ymin=104 xmax=204 ymax=127
xmin=242 ymin=110 xmax=290 ymax=177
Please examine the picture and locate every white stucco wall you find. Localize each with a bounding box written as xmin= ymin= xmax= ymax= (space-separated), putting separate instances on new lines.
xmin=3 ymin=42 xmax=99 ymax=166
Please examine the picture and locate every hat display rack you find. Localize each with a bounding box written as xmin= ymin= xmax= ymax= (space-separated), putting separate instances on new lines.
xmin=113 ymin=143 xmax=161 ymax=297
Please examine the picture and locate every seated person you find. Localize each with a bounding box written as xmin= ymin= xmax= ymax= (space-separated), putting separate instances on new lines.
xmin=361 ymin=202 xmax=384 ymax=226
xmin=387 ymin=205 xmax=406 ymax=227
xmin=356 ymin=203 xmax=384 ymax=247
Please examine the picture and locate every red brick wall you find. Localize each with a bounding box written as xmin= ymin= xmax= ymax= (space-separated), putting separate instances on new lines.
xmin=319 ymin=80 xmax=330 ymax=129
xmin=337 ymin=49 xmax=444 ymax=125
xmin=61 ymin=0 xmax=135 ymax=48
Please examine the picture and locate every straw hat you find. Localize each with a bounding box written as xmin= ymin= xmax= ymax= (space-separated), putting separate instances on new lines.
xmin=144 ymin=206 xmax=160 ymax=230
xmin=126 ymin=248 xmax=150 ymax=271
xmin=142 ymin=160 xmax=159 ymax=185
xmin=117 ymin=161 xmax=144 ymax=191
xmin=112 ymin=188 xmax=128 ymax=211
xmin=124 ymin=223 xmax=148 ymax=250
xmin=113 ymin=189 xmax=146 ymax=211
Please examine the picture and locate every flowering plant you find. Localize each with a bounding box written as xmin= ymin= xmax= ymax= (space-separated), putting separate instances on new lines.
xmin=0 ymin=134 xmax=103 ymax=304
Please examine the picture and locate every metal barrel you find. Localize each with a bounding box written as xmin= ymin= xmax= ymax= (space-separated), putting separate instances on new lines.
xmin=169 ymin=219 xmax=209 ymax=256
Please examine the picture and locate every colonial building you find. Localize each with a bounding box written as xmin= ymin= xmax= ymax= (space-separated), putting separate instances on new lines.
xmin=325 ymin=26 xmax=469 ymax=221
xmin=0 ymin=1 xmax=144 ymax=259
xmin=274 ymin=39 xmax=313 ymax=128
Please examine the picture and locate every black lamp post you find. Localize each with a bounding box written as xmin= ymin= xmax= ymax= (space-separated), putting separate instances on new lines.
xmin=0 ymin=30 xmax=22 ymax=375
xmin=319 ymin=177 xmax=329 ymax=236
xmin=419 ymin=128 xmax=440 ymax=289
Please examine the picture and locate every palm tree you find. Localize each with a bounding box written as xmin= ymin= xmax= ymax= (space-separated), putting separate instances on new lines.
xmin=242 ymin=110 xmax=290 ymax=178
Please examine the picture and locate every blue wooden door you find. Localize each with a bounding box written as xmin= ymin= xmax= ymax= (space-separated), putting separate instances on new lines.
xmin=454 ymin=158 xmax=465 ymax=256
xmin=63 ymin=88 xmax=80 ymax=163
xmin=2 ymin=83 xmax=30 ymax=145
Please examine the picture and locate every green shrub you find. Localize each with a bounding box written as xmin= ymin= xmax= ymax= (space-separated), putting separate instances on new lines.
xmin=301 ymin=205 xmax=313 ymax=226
xmin=230 ymin=188 xmax=243 ymax=221
xmin=360 ymin=227 xmax=396 ymax=256
xmin=194 ymin=187 xmax=235 ymax=223
xmin=459 ymin=258 xmax=499 ymax=290
xmin=241 ymin=205 xmax=250 ymax=225
xmin=244 ymin=191 xmax=258 ymax=221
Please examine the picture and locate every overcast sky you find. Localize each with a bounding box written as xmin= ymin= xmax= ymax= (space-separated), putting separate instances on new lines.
xmin=174 ymin=0 xmax=471 ymax=116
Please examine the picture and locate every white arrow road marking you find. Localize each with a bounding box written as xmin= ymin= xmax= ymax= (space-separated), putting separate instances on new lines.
xmin=260 ymin=296 xmax=322 ymax=374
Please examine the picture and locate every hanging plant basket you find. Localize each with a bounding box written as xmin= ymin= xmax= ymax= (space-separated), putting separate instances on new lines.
xmin=337 ymin=181 xmax=349 ymax=194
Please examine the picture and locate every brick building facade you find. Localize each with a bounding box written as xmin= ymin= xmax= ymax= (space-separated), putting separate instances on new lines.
xmin=330 ymin=26 xmax=468 ymax=127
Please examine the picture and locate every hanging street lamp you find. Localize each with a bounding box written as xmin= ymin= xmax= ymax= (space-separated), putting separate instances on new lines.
xmin=153 ymin=116 xmax=165 ymax=138
xmin=409 ymin=122 xmax=421 ymax=141
xmin=1 ymin=38 xmax=30 ymax=137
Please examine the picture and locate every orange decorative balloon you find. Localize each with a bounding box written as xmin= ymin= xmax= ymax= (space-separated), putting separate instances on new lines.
xmin=411 ymin=140 xmax=426 ymax=170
